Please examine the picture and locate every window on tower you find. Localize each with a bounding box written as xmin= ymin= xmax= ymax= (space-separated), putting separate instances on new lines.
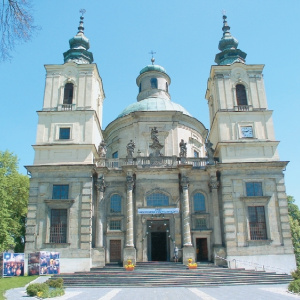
xmin=59 ymin=128 xmax=70 ymax=140
xmin=236 ymin=84 xmax=248 ymax=106
xmin=63 ymin=83 xmax=74 ymax=104
xmin=150 ymin=78 xmax=158 ymax=89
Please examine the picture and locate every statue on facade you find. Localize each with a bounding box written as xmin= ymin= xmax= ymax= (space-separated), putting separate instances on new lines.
xmin=126 ymin=140 xmax=135 ymax=158
xmin=98 ymin=140 xmax=107 ymax=158
xmin=205 ymin=140 xmax=215 ymax=165
xmin=149 ymin=127 xmax=164 ymax=157
xmin=179 ymin=139 xmax=187 ymax=157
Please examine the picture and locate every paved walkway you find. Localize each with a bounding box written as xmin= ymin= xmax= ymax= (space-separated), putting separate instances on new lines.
xmin=5 ymin=280 xmax=300 ymax=300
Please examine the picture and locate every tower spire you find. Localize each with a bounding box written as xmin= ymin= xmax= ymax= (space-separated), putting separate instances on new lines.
xmin=214 ymin=14 xmax=247 ymax=65
xmin=63 ymin=9 xmax=94 ymax=64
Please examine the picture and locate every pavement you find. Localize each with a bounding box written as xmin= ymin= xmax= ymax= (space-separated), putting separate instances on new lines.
xmin=4 ymin=277 xmax=300 ymax=300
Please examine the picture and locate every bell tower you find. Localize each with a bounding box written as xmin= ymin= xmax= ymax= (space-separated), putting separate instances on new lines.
xmin=205 ymin=15 xmax=279 ymax=163
xmin=33 ymin=13 xmax=105 ymax=165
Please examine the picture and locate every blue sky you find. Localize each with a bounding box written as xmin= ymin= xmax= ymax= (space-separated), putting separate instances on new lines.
xmin=1 ymin=1 xmax=299 ymax=205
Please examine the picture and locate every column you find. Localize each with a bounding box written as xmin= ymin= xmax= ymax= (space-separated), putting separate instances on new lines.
xmin=181 ymin=175 xmax=192 ymax=246
xmin=126 ymin=174 xmax=134 ymax=247
xmin=209 ymin=175 xmax=222 ymax=246
xmin=95 ymin=176 xmax=106 ymax=248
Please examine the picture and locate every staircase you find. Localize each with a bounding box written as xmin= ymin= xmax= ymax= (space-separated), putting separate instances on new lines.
xmin=54 ymin=262 xmax=292 ymax=288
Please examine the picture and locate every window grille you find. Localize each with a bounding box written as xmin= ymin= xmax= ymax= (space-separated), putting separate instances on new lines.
xmin=195 ymin=218 xmax=207 ymax=230
xmin=50 ymin=209 xmax=67 ymax=243
xmin=110 ymin=220 xmax=121 ymax=230
xmin=248 ymin=206 xmax=267 ymax=240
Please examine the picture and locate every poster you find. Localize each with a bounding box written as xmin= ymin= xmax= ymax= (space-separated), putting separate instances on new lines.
xmin=28 ymin=252 xmax=60 ymax=275
xmin=2 ymin=253 xmax=25 ymax=277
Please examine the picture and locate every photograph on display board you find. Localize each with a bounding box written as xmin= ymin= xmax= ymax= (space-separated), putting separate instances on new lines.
xmin=28 ymin=252 xmax=60 ymax=275
xmin=2 ymin=253 xmax=24 ymax=277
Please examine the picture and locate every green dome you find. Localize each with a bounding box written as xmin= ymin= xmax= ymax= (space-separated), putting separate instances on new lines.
xmin=140 ymin=64 xmax=166 ymax=75
xmin=118 ymin=97 xmax=191 ymax=118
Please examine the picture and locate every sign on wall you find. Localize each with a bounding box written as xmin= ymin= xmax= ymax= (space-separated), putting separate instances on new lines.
xmin=138 ymin=208 xmax=179 ymax=214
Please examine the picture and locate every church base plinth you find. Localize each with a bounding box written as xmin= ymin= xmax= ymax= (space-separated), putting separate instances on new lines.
xmin=182 ymin=246 xmax=195 ymax=265
xmin=123 ymin=247 xmax=136 ymax=266
xmin=213 ymin=246 xmax=227 ymax=267
xmin=92 ymin=247 xmax=105 ymax=268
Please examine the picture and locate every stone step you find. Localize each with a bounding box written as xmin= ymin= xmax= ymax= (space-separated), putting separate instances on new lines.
xmin=55 ymin=262 xmax=292 ymax=287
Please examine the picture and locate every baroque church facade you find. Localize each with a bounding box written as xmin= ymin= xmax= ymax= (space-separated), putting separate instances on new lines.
xmin=25 ymin=14 xmax=296 ymax=274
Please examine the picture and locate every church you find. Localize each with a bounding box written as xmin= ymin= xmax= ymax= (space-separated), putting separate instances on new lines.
xmin=24 ymin=14 xmax=296 ymax=274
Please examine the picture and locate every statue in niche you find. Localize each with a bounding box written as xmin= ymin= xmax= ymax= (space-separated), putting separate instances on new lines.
xmin=98 ymin=140 xmax=107 ymax=158
xmin=205 ymin=140 xmax=215 ymax=165
xmin=126 ymin=140 xmax=135 ymax=158
xmin=179 ymin=139 xmax=187 ymax=157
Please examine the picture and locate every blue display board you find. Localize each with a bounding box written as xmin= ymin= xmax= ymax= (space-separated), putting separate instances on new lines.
xmin=1 ymin=253 xmax=25 ymax=277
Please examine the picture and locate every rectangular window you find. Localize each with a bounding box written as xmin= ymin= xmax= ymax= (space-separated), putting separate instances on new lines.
xmin=110 ymin=220 xmax=121 ymax=231
xmin=50 ymin=209 xmax=67 ymax=243
xmin=195 ymin=218 xmax=207 ymax=230
xmin=194 ymin=150 xmax=199 ymax=158
xmin=248 ymin=206 xmax=267 ymax=240
xmin=246 ymin=182 xmax=263 ymax=196
xmin=52 ymin=185 xmax=69 ymax=199
xmin=59 ymin=128 xmax=70 ymax=140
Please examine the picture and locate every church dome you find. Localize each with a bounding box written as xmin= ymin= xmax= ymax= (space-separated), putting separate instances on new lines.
xmin=118 ymin=97 xmax=191 ymax=118
xmin=139 ymin=64 xmax=167 ymax=75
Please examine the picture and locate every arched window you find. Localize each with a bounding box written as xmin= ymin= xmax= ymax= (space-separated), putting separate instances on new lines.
xmin=147 ymin=193 xmax=169 ymax=206
xmin=63 ymin=83 xmax=74 ymax=104
xmin=194 ymin=193 xmax=206 ymax=212
xmin=150 ymin=78 xmax=158 ymax=89
xmin=110 ymin=194 xmax=121 ymax=213
xmin=166 ymin=82 xmax=168 ymax=92
xmin=139 ymin=83 xmax=142 ymax=93
xmin=236 ymin=84 xmax=247 ymax=106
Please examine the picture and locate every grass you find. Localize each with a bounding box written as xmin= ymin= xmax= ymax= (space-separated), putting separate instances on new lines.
xmin=0 ymin=276 xmax=39 ymax=300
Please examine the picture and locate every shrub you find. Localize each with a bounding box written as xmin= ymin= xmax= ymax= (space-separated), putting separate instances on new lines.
xmin=288 ymin=279 xmax=300 ymax=294
xmin=45 ymin=278 xmax=64 ymax=288
xmin=291 ymin=269 xmax=300 ymax=280
xmin=26 ymin=283 xmax=49 ymax=297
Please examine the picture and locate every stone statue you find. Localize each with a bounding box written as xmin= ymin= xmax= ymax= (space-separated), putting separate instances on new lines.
xmin=98 ymin=140 xmax=107 ymax=158
xmin=205 ymin=140 xmax=215 ymax=165
xmin=149 ymin=127 xmax=163 ymax=157
xmin=179 ymin=139 xmax=187 ymax=157
xmin=151 ymin=127 xmax=160 ymax=144
xmin=126 ymin=140 xmax=135 ymax=158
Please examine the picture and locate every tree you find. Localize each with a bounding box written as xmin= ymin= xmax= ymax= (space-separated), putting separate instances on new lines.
xmin=0 ymin=0 xmax=37 ymax=61
xmin=288 ymin=195 xmax=300 ymax=267
xmin=0 ymin=150 xmax=29 ymax=252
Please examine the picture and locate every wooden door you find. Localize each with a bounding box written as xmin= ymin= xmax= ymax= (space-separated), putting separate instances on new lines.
xmin=110 ymin=240 xmax=121 ymax=262
xmin=196 ymin=238 xmax=208 ymax=261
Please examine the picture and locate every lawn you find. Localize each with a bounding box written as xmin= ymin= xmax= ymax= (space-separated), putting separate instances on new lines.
xmin=0 ymin=276 xmax=38 ymax=300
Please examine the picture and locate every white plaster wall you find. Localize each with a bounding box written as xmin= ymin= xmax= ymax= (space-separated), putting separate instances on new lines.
xmin=227 ymin=254 xmax=296 ymax=274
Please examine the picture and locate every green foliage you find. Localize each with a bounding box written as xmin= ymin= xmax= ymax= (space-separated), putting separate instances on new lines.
xmin=291 ymin=268 xmax=300 ymax=280
xmin=26 ymin=283 xmax=49 ymax=297
xmin=26 ymin=278 xmax=65 ymax=298
xmin=0 ymin=276 xmax=38 ymax=300
xmin=45 ymin=277 xmax=64 ymax=288
xmin=288 ymin=279 xmax=300 ymax=294
xmin=0 ymin=150 xmax=29 ymax=252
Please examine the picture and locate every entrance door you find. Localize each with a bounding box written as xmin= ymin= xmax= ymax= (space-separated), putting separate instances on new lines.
xmin=196 ymin=238 xmax=208 ymax=261
xmin=147 ymin=220 xmax=169 ymax=261
xmin=110 ymin=240 xmax=121 ymax=262
xmin=151 ymin=232 xmax=167 ymax=261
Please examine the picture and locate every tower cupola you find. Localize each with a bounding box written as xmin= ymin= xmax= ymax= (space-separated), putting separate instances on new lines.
xmin=63 ymin=10 xmax=94 ymax=64
xmin=136 ymin=57 xmax=171 ymax=102
xmin=215 ymin=15 xmax=247 ymax=65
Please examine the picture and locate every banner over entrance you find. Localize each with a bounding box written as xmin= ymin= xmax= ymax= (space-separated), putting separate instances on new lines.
xmin=138 ymin=208 xmax=179 ymax=215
